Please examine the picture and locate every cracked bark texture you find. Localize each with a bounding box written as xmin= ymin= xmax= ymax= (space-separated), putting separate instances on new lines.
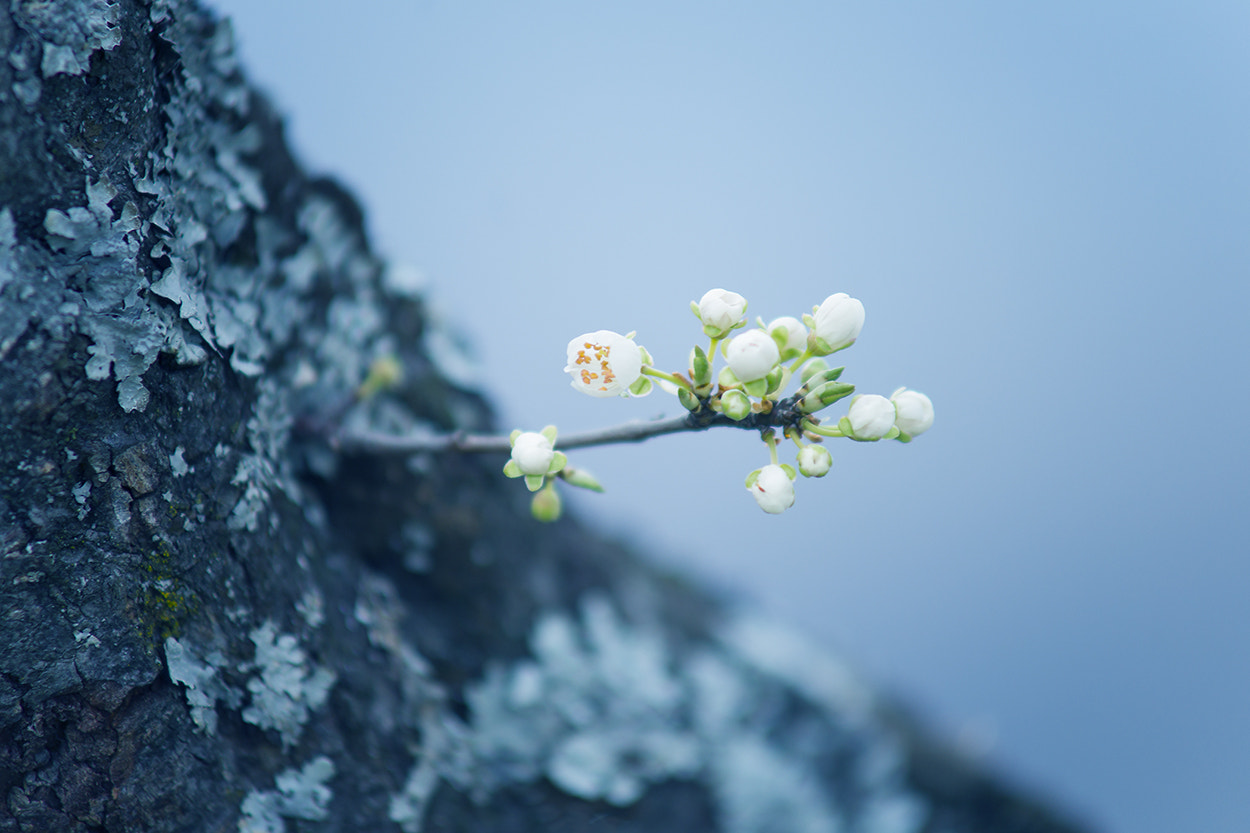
xmin=0 ymin=2 xmax=1094 ymax=832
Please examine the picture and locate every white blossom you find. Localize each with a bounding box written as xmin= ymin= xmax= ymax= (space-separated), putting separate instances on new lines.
xmin=696 ymin=288 xmax=747 ymax=337
xmin=810 ymin=293 xmax=865 ymax=354
xmin=565 ymin=330 xmax=644 ymax=397
xmin=891 ymin=388 xmax=934 ymax=437
xmin=766 ymin=316 xmax=808 ymax=360
xmin=748 ymin=464 xmax=796 ymax=514
xmin=797 ymin=445 xmax=832 ymax=478
xmin=847 ymin=394 xmax=896 ymax=440
xmin=510 ymin=432 xmax=555 ymax=476
xmin=726 ymin=330 xmax=780 ymax=383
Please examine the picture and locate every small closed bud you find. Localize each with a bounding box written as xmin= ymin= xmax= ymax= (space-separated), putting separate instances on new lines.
xmin=846 ymin=394 xmax=896 ymax=440
xmin=891 ymin=387 xmax=934 ymax=438
xmin=746 ymin=464 xmax=796 ymax=514
xmin=808 ymin=293 xmax=865 ymax=356
xmin=719 ymin=389 xmax=752 ymax=421
xmin=507 ymin=430 xmax=556 ymax=476
xmin=797 ymin=445 xmax=832 ymax=477
xmin=726 ymin=330 xmax=781 ymax=383
xmin=694 ymin=288 xmax=748 ymax=338
xmin=531 ymin=486 xmax=562 ymax=522
xmin=766 ymin=316 xmax=808 ymax=361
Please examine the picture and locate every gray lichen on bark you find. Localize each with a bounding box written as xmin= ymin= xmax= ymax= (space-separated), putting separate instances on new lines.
xmin=0 ymin=1 xmax=1094 ymax=832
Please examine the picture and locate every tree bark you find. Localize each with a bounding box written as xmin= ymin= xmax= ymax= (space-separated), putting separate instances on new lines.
xmin=0 ymin=2 xmax=1093 ymax=831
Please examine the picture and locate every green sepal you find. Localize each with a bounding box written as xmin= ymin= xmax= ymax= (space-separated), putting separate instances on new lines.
xmin=806 ymin=333 xmax=834 ymax=357
xmin=503 ymin=459 xmax=523 ymax=478
xmin=524 ymin=474 xmax=546 ymax=492
xmin=743 ymin=378 xmax=768 ymax=398
xmin=540 ymin=425 xmax=558 ymax=445
xmin=884 ymin=425 xmax=901 ymax=441
xmin=764 ymin=366 xmax=786 ymax=395
xmin=690 ymin=300 xmax=703 ymax=320
xmin=560 ymin=467 xmax=605 ymax=493
xmin=678 ymin=387 xmax=701 ymax=413
xmin=838 ymin=416 xmax=854 ymax=437
xmin=780 ymin=464 xmax=797 ymax=480
xmin=638 ymin=345 xmax=654 ymax=366
xmin=744 ymin=469 xmax=761 ymax=489
xmin=895 ymin=432 xmax=913 ymax=444
xmin=718 ymin=366 xmax=741 ymax=388
xmin=547 ymin=451 xmax=568 ymax=474
xmin=802 ymin=312 xmax=815 ymax=328
xmin=629 ymin=376 xmax=654 ymax=396
xmin=702 ymin=323 xmax=724 ymax=338
xmin=509 ymin=429 xmax=522 ymax=446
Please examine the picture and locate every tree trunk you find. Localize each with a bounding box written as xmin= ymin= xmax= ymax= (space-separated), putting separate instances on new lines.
xmin=0 ymin=2 xmax=1092 ymax=831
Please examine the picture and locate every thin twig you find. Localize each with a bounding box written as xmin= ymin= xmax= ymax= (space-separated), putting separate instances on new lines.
xmin=332 ymin=391 xmax=819 ymax=457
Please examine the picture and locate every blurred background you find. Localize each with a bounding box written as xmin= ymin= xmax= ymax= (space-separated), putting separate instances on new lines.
xmin=209 ymin=2 xmax=1249 ymax=831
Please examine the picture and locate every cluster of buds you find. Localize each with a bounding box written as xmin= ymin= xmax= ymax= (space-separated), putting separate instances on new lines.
xmin=505 ymin=288 xmax=932 ymax=519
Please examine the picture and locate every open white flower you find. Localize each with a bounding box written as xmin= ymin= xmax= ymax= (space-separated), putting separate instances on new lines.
xmin=694 ymin=288 xmax=747 ymax=337
xmin=565 ymin=330 xmax=644 ymax=397
xmin=747 ymin=464 xmax=796 ymax=514
xmin=891 ymin=388 xmax=934 ymax=437
xmin=846 ymin=394 xmax=896 ymax=440
xmin=809 ymin=293 xmax=865 ymax=355
xmin=726 ymin=330 xmax=780 ymax=383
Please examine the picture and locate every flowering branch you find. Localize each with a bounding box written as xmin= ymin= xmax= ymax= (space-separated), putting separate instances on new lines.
xmin=336 ymin=288 xmax=934 ymax=520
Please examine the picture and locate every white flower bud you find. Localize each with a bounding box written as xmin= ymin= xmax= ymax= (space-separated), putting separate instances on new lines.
xmin=565 ymin=330 xmax=644 ymax=397
xmin=725 ymin=330 xmax=780 ymax=383
xmin=511 ymin=432 xmax=555 ymax=476
xmin=846 ymin=394 xmax=896 ymax=440
xmin=748 ymin=464 xmax=795 ymax=514
xmin=810 ymin=293 xmax=865 ymax=355
xmin=695 ymin=288 xmax=747 ymax=337
xmin=766 ymin=316 xmax=807 ymax=360
xmin=891 ymin=388 xmax=934 ymax=437
xmin=797 ymin=445 xmax=832 ymax=478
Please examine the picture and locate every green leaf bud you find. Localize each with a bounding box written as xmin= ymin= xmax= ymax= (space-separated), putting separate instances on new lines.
xmin=678 ymin=387 xmax=702 ymax=413
xmin=560 ymin=466 xmax=605 ymax=493
xmin=690 ymin=346 xmax=712 ymax=386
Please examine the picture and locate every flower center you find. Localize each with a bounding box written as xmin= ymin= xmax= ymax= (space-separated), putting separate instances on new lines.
xmin=575 ymin=341 xmax=616 ymax=392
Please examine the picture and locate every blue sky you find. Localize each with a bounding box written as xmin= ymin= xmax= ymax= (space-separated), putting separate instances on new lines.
xmin=210 ymin=3 xmax=1250 ymax=831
